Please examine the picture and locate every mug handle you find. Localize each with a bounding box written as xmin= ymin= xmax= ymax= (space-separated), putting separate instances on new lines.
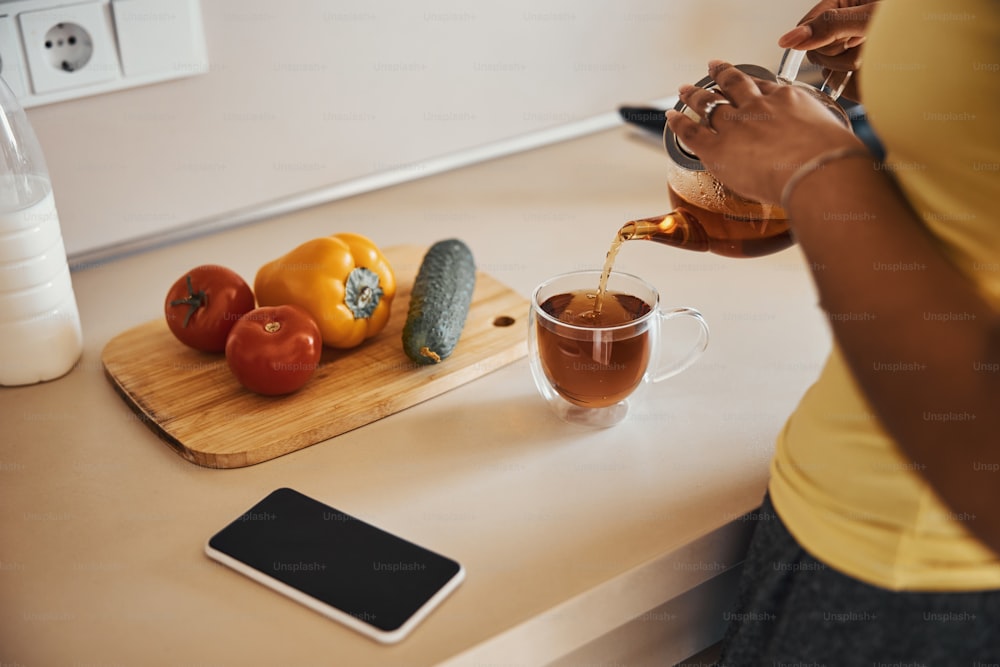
xmin=649 ymin=306 xmax=710 ymax=383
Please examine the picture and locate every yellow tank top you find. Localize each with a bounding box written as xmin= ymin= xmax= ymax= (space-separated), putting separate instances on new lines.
xmin=769 ymin=0 xmax=1000 ymax=591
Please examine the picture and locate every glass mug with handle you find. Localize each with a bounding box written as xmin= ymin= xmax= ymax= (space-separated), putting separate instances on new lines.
xmin=528 ymin=270 xmax=709 ymax=427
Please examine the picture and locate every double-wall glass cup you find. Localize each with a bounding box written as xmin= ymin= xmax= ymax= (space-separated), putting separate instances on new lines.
xmin=528 ymin=270 xmax=709 ymax=427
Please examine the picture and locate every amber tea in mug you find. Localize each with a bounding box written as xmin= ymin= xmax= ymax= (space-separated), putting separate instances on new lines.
xmin=528 ymin=270 xmax=709 ymax=427
xmin=536 ymin=289 xmax=652 ymax=408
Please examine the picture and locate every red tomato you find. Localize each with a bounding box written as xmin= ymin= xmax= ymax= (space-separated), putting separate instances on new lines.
xmin=225 ymin=305 xmax=322 ymax=396
xmin=165 ymin=265 xmax=255 ymax=352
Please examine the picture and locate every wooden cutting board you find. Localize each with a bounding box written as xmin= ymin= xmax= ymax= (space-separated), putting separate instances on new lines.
xmin=102 ymin=244 xmax=529 ymax=468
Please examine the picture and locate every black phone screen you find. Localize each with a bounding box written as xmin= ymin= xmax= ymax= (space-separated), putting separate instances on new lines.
xmin=206 ymin=488 xmax=463 ymax=638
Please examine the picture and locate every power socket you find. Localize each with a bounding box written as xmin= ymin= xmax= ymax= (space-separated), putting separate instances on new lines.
xmin=18 ymin=2 xmax=121 ymax=94
xmin=6 ymin=0 xmax=207 ymax=107
xmin=41 ymin=21 xmax=94 ymax=73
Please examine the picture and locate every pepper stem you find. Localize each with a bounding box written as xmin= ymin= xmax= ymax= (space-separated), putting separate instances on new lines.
xmin=357 ymin=286 xmax=374 ymax=310
xmin=344 ymin=267 xmax=383 ymax=319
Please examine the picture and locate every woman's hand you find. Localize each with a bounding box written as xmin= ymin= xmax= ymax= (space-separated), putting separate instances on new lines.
xmin=666 ymin=61 xmax=863 ymax=206
xmin=779 ymin=0 xmax=879 ymax=101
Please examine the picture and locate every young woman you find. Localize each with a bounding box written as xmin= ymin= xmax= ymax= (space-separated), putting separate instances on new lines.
xmin=667 ymin=0 xmax=1000 ymax=661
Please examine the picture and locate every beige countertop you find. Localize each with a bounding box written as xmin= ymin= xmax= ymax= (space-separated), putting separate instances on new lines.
xmin=0 ymin=125 xmax=830 ymax=665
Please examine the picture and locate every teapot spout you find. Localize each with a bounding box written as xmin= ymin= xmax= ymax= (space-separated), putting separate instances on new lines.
xmin=621 ymin=211 xmax=711 ymax=252
xmin=619 ymin=217 xmax=668 ymax=241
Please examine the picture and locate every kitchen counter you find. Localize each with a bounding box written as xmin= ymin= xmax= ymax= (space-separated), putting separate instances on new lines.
xmin=0 ymin=125 xmax=830 ymax=665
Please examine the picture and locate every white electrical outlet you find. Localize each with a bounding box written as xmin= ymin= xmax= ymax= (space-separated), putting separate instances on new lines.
xmin=18 ymin=2 xmax=121 ymax=94
xmin=4 ymin=0 xmax=207 ymax=107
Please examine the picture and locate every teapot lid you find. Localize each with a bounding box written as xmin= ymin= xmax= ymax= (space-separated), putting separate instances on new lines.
xmin=665 ymin=64 xmax=777 ymax=172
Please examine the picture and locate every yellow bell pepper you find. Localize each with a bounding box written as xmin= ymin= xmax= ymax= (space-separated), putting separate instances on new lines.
xmin=254 ymin=233 xmax=396 ymax=349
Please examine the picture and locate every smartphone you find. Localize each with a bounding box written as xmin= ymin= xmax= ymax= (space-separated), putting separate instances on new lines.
xmin=205 ymin=488 xmax=465 ymax=644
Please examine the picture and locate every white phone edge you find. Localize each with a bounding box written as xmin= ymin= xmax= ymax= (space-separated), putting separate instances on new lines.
xmin=204 ymin=541 xmax=466 ymax=645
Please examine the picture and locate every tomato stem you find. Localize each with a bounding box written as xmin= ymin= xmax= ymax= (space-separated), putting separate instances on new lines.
xmin=169 ymin=275 xmax=208 ymax=328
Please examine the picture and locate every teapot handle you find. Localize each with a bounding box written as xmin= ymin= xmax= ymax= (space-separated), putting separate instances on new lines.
xmin=777 ymin=48 xmax=853 ymax=101
xmin=777 ymin=48 xmax=807 ymax=84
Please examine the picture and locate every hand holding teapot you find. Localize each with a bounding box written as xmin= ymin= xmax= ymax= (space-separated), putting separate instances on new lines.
xmin=667 ymin=54 xmax=863 ymax=207
xmin=624 ymin=50 xmax=861 ymax=258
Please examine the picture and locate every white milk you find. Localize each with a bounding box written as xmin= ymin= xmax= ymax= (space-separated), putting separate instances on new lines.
xmin=0 ymin=180 xmax=83 ymax=385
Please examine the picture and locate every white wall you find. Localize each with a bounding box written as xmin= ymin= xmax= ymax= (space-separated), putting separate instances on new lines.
xmin=22 ymin=0 xmax=806 ymax=261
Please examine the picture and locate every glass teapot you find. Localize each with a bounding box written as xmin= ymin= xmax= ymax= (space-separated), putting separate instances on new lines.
xmin=620 ymin=50 xmax=853 ymax=258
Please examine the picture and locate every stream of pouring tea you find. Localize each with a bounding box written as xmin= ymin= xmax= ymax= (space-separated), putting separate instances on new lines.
xmin=593 ymin=221 xmax=645 ymax=314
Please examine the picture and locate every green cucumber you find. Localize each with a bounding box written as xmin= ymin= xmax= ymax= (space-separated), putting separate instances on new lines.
xmin=402 ymin=239 xmax=476 ymax=365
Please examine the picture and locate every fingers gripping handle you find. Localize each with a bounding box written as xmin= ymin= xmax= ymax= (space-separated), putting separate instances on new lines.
xmin=650 ymin=307 xmax=710 ymax=383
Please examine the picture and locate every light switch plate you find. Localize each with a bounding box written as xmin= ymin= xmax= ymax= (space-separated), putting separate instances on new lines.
xmin=0 ymin=14 xmax=30 ymax=98
xmin=113 ymin=0 xmax=207 ymax=78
